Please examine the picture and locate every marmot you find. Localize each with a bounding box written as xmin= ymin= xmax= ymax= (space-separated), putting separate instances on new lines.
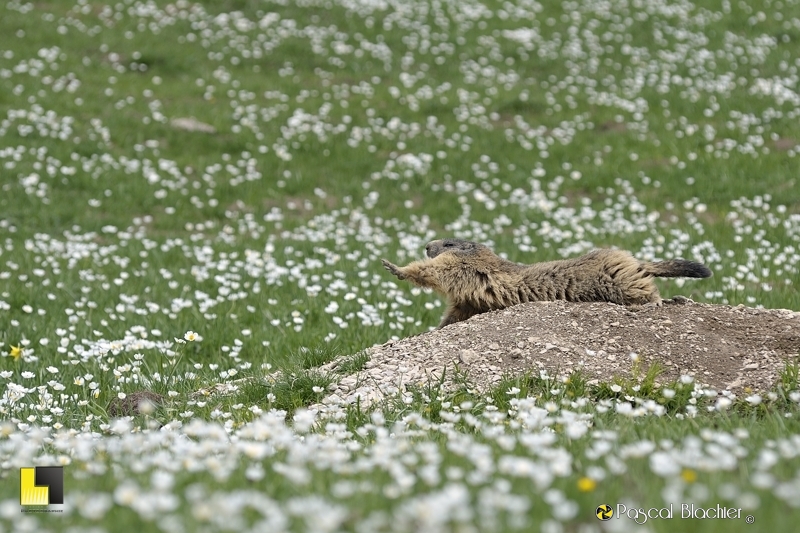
xmin=382 ymin=238 xmax=712 ymax=328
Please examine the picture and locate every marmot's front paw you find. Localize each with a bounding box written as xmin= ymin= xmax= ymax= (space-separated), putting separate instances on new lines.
xmin=382 ymin=259 xmax=405 ymax=280
xmin=664 ymin=295 xmax=693 ymax=305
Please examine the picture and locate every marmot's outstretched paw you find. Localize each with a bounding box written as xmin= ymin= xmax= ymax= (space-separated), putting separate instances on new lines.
xmin=382 ymin=259 xmax=406 ymax=280
xmin=664 ymin=295 xmax=693 ymax=305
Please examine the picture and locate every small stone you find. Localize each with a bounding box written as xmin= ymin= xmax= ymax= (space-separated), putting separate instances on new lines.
xmin=339 ymin=377 xmax=357 ymax=391
xmin=459 ymin=349 xmax=477 ymax=364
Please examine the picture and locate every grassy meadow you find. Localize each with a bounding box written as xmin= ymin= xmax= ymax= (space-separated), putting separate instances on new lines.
xmin=1 ymin=0 xmax=800 ymax=531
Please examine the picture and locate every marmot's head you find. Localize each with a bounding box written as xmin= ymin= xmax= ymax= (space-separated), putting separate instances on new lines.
xmin=425 ymin=238 xmax=487 ymax=259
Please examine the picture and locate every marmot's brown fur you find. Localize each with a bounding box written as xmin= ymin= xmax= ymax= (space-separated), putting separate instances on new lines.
xmin=382 ymin=238 xmax=712 ymax=328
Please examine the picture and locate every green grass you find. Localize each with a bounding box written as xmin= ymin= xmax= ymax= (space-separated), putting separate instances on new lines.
xmin=1 ymin=0 xmax=800 ymax=531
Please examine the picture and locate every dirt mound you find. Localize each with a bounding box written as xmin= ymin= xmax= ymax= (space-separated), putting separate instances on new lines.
xmin=318 ymin=301 xmax=800 ymax=407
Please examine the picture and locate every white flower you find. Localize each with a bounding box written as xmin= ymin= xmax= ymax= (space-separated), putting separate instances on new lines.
xmin=615 ymin=402 xmax=633 ymax=415
xmin=650 ymin=451 xmax=681 ymax=477
xmin=293 ymin=408 xmax=317 ymax=433
xmin=184 ymin=331 xmax=199 ymax=342
xmin=138 ymin=398 xmax=156 ymax=415
xmin=245 ymin=463 xmax=265 ymax=481
xmin=746 ymin=394 xmax=762 ymax=405
xmin=110 ymin=418 xmax=132 ymax=434
xmin=78 ymin=493 xmax=112 ymax=520
xmin=151 ymin=471 xmax=174 ymax=491
xmin=114 ymin=481 xmax=140 ymax=506
xmin=715 ymin=397 xmax=732 ymax=411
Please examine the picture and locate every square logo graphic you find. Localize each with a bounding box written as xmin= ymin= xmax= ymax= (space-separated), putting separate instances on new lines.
xmin=20 ymin=467 xmax=64 ymax=506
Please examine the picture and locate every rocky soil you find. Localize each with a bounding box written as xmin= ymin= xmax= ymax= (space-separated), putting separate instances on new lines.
xmin=315 ymin=300 xmax=800 ymax=408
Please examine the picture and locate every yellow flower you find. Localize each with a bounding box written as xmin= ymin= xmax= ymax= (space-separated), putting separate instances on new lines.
xmin=9 ymin=345 xmax=22 ymax=361
xmin=577 ymin=476 xmax=597 ymax=492
xmin=681 ymin=469 xmax=697 ymax=483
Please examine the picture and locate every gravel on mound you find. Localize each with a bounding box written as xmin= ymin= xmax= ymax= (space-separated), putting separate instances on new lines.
xmin=315 ymin=301 xmax=800 ymax=409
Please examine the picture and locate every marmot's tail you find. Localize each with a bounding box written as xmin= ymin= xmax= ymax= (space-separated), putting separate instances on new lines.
xmin=645 ymin=259 xmax=712 ymax=279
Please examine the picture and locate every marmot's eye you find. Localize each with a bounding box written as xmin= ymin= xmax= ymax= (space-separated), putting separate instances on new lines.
xmin=444 ymin=242 xmax=454 ymax=248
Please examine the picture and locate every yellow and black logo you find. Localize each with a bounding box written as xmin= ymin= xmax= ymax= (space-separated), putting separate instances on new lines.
xmin=20 ymin=467 xmax=64 ymax=506
xmin=596 ymin=504 xmax=614 ymax=521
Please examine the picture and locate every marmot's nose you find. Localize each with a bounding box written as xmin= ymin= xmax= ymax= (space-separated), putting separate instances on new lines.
xmin=425 ymin=241 xmax=438 ymax=258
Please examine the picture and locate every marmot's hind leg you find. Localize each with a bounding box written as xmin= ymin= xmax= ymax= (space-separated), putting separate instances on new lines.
xmin=439 ymin=303 xmax=479 ymax=328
